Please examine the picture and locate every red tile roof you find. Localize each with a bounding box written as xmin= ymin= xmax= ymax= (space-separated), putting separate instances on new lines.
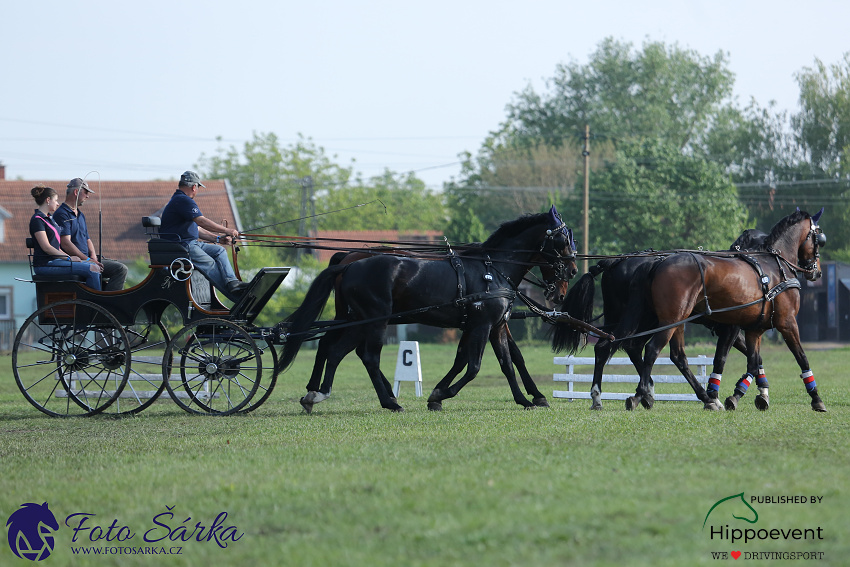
xmin=0 ymin=180 xmax=239 ymax=263
xmin=311 ymin=230 xmax=444 ymax=264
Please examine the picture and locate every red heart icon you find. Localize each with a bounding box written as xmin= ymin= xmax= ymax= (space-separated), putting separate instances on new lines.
xmin=731 ymin=551 xmax=742 ymax=560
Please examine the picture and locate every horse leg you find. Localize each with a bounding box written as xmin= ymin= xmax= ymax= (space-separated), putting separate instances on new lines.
xmin=426 ymin=333 xmax=473 ymax=411
xmin=776 ymin=319 xmax=826 ymax=412
xmin=627 ymin=328 xmax=674 ymax=411
xmin=305 ymin=328 xmax=338 ymax=393
xmin=357 ymin=325 xmax=403 ymax=412
xmin=301 ymin=329 xmax=361 ymax=414
xmin=490 ymin=326 xmax=535 ymax=409
xmin=354 ymin=342 xmax=398 ymax=404
xmin=505 ymin=325 xmax=548 ymax=407
xmin=668 ymin=327 xmax=720 ymax=410
xmin=427 ymin=326 xmax=491 ymax=410
xmin=724 ymin=331 xmax=760 ymax=410
xmin=590 ymin=337 xmax=621 ymax=411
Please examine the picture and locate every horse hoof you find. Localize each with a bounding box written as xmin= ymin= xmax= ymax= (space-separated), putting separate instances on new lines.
xmin=532 ymin=397 xmax=550 ymax=408
xmin=754 ymin=394 xmax=770 ymax=411
xmin=427 ymin=401 xmax=443 ymax=411
xmin=523 ymin=404 xmax=537 ymax=410
xmin=640 ymin=397 xmax=654 ymax=410
xmin=724 ymin=396 xmax=738 ymax=411
xmin=704 ymin=400 xmax=723 ymax=411
xmin=389 ymin=405 xmax=405 ymax=413
xmin=590 ymin=402 xmax=603 ymax=411
xmin=811 ymin=400 xmax=827 ymax=412
xmin=625 ymin=397 xmax=639 ymax=411
xmin=299 ymin=397 xmax=314 ymax=414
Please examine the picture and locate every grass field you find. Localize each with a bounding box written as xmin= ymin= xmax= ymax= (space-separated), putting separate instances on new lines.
xmin=1 ymin=340 xmax=848 ymax=566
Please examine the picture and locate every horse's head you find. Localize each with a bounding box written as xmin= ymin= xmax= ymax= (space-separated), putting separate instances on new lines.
xmin=799 ymin=207 xmax=825 ymax=281
xmin=539 ymin=205 xmax=578 ymax=287
xmin=539 ymin=261 xmax=570 ymax=303
xmin=6 ymin=502 xmax=59 ymax=561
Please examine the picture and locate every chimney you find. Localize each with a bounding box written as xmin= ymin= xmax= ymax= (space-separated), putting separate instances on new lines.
xmin=0 ymin=162 xmax=5 ymax=180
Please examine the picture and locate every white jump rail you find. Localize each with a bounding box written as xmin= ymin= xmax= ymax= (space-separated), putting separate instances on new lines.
xmin=553 ymin=355 xmax=711 ymax=402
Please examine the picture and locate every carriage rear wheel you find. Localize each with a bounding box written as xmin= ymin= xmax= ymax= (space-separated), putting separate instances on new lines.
xmin=12 ymin=300 xmax=130 ymax=417
xmin=164 ymin=318 xmax=261 ymax=415
xmin=100 ymin=319 xmax=171 ymax=415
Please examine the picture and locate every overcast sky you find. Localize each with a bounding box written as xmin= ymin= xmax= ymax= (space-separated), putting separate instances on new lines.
xmin=2 ymin=0 xmax=848 ymax=190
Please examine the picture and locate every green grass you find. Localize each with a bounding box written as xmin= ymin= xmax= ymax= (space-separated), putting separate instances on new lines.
xmin=1 ymin=341 xmax=849 ymax=566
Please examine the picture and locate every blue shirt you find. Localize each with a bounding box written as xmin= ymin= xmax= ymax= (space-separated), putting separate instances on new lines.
xmin=29 ymin=210 xmax=62 ymax=267
xmin=159 ymin=190 xmax=201 ymax=243
xmin=53 ymin=202 xmax=91 ymax=257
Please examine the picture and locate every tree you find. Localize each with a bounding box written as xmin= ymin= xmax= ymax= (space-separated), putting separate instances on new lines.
xmin=503 ymin=37 xmax=735 ymax=150
xmin=589 ymin=140 xmax=748 ymax=254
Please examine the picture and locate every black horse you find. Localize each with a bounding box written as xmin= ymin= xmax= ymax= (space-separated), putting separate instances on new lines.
xmin=553 ymin=230 xmax=769 ymax=411
xmin=295 ymin=246 xmax=574 ymax=413
xmin=277 ymin=207 xmax=576 ymax=412
xmin=629 ymin=209 xmax=826 ymax=412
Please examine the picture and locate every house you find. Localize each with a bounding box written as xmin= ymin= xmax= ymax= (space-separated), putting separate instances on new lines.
xmin=0 ymin=169 xmax=241 ymax=349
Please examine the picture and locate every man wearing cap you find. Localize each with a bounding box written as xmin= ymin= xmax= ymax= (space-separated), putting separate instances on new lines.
xmin=159 ymin=171 xmax=248 ymax=299
xmin=54 ymin=177 xmax=128 ymax=291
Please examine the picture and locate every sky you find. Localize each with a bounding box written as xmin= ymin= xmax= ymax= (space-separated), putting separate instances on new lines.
xmin=2 ymin=0 xmax=849 ymax=190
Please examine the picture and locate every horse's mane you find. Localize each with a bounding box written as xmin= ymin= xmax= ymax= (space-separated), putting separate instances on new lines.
xmin=764 ymin=210 xmax=809 ymax=249
xmin=730 ymin=229 xmax=768 ymax=251
xmin=481 ymin=213 xmax=548 ymax=248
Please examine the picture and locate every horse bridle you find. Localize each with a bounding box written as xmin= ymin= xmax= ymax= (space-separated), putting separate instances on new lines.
xmin=801 ymin=218 xmax=826 ymax=273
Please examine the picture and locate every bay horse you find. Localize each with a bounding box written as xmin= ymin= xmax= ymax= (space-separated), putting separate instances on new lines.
xmin=277 ymin=207 xmax=576 ymax=412
xmin=296 ymin=246 xmax=572 ymax=413
xmin=553 ymin=230 xmax=769 ymax=411
xmin=628 ymin=209 xmax=826 ymax=412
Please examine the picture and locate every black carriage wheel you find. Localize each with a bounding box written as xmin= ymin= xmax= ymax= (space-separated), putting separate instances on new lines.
xmin=238 ymin=338 xmax=279 ymax=413
xmin=102 ymin=319 xmax=171 ymax=415
xmin=12 ymin=300 xmax=130 ymax=417
xmin=164 ymin=318 xmax=261 ymax=415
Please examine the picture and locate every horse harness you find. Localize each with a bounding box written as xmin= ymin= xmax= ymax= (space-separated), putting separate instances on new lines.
xmin=448 ymin=251 xmax=516 ymax=329
xmin=694 ymin=251 xmax=802 ymax=330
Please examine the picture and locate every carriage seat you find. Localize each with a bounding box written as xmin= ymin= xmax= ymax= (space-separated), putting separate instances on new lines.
xmin=143 ymin=217 xmax=190 ymax=266
xmin=24 ymin=237 xmax=85 ymax=282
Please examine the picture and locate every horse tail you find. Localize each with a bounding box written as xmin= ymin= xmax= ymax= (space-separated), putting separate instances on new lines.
xmin=328 ymin=251 xmax=349 ymax=267
xmin=550 ymin=260 xmax=616 ymax=354
xmin=277 ymin=264 xmax=348 ymax=374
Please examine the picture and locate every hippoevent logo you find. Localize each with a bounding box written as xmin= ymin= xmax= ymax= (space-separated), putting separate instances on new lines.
xmin=5 ymin=502 xmax=243 ymax=561
xmin=6 ymin=502 xmax=59 ymax=561
xmin=703 ymin=492 xmax=826 ymax=561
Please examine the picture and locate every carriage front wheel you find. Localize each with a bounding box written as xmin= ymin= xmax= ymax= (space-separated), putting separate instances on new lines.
xmin=163 ymin=318 xmax=261 ymax=415
xmin=12 ymin=300 xmax=131 ymax=417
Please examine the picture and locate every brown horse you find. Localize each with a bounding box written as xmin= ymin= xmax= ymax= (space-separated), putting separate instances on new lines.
xmin=297 ymin=240 xmax=574 ymax=413
xmin=627 ymin=209 xmax=826 ymax=412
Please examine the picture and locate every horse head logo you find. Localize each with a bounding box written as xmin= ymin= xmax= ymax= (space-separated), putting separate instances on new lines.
xmin=6 ymin=502 xmax=59 ymax=561
xmin=703 ymin=492 xmax=758 ymax=529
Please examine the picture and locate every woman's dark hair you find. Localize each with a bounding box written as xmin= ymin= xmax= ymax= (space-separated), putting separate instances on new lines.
xmin=31 ymin=185 xmax=57 ymax=205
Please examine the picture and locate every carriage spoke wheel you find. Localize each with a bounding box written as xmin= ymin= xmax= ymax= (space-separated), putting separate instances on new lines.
xmin=12 ymin=300 xmax=130 ymax=417
xmin=164 ymin=318 xmax=261 ymax=415
xmin=237 ymin=337 xmax=279 ymax=413
xmin=100 ymin=319 xmax=171 ymax=415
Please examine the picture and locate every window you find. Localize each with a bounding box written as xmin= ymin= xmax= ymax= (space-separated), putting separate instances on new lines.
xmin=0 ymin=287 xmax=11 ymax=319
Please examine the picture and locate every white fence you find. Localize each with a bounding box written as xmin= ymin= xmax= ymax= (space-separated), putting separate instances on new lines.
xmin=553 ymin=355 xmax=711 ymax=402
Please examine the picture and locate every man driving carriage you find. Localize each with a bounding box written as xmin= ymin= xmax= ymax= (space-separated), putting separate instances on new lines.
xmin=159 ymin=170 xmax=248 ymax=300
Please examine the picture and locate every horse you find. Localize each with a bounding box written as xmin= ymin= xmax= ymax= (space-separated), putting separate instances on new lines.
xmin=628 ymin=208 xmax=826 ymax=412
xmin=295 ymin=246 xmax=573 ymax=413
xmin=553 ymin=230 xmax=769 ymax=411
xmin=277 ymin=206 xmax=576 ymax=412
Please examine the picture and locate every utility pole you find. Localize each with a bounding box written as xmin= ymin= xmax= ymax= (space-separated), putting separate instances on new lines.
xmin=297 ymin=176 xmax=312 ymax=262
xmin=582 ymin=124 xmax=590 ymax=274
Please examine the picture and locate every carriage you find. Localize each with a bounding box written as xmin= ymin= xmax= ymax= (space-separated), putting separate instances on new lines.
xmin=12 ymin=216 xmax=291 ymax=417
